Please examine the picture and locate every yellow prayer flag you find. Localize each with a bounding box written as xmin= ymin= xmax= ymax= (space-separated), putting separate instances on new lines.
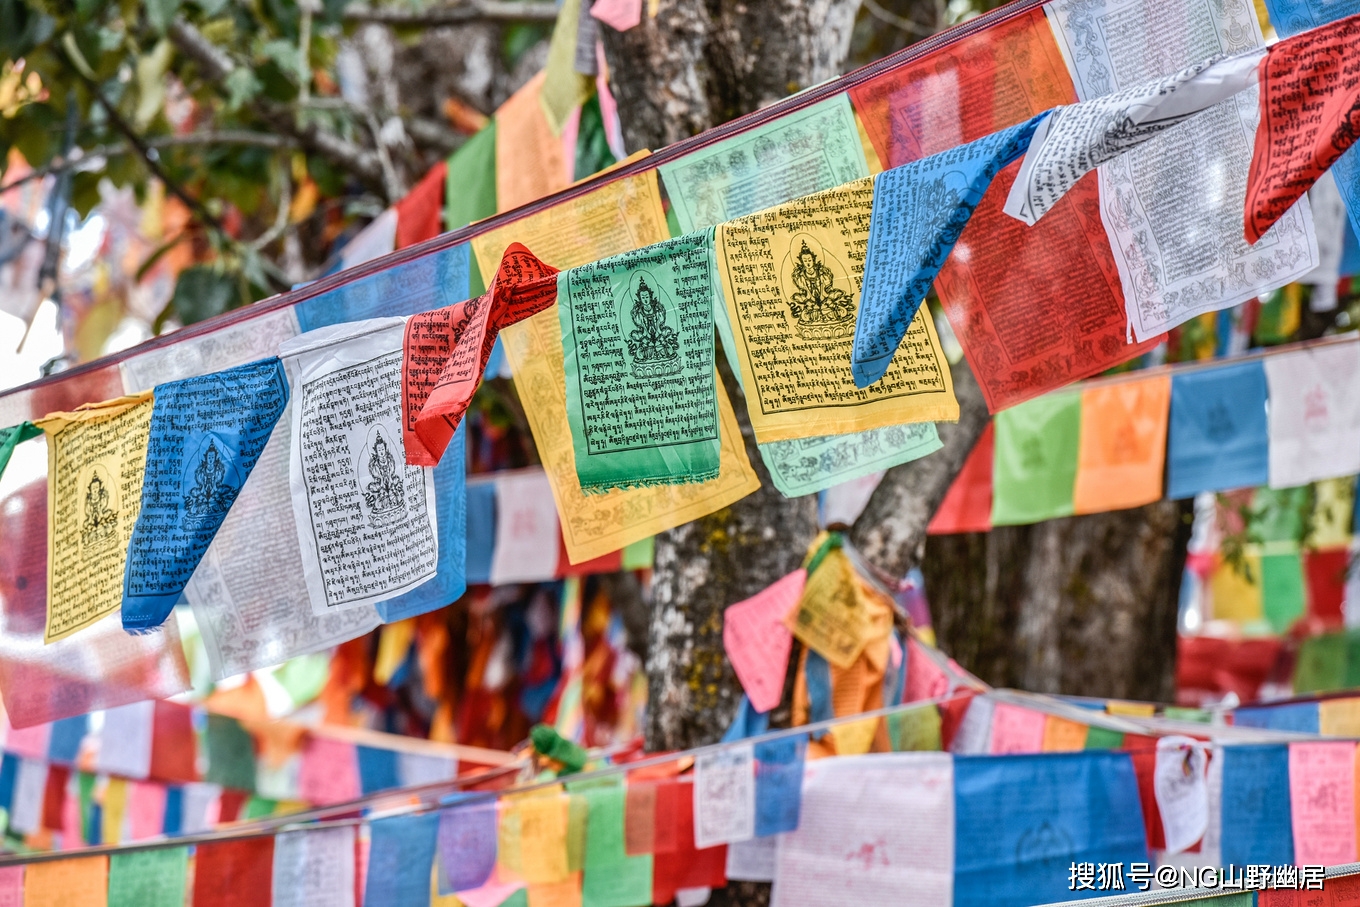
xmin=36 ymin=393 xmax=154 ymax=643
xmin=102 ymin=777 xmax=128 ymax=845
xmin=1320 ymin=698 xmax=1360 ymax=737
xmin=431 ymin=863 xmax=464 ymax=907
xmin=1041 ymin=715 xmax=1089 ymax=752
xmin=517 ymin=794 xmax=571 ymax=884
xmin=1105 ymin=701 xmax=1156 ymax=719
xmin=23 ymin=856 xmax=108 ymax=907
xmin=374 ymin=619 xmax=417 ymax=686
xmin=1311 ymin=477 xmax=1355 ymax=549
xmin=714 ymin=178 xmax=958 ymax=442
xmin=1072 ymin=376 xmax=1171 ymax=515
xmin=496 ymin=72 xmax=571 ymax=213
xmin=1210 ymin=553 xmax=1264 ymax=623
xmin=480 ymin=173 xmax=760 ymax=564
xmin=788 ymin=548 xmax=872 ymax=670
xmin=830 ymin=716 xmax=880 ymax=756
xmin=854 ymin=110 xmax=885 ymax=176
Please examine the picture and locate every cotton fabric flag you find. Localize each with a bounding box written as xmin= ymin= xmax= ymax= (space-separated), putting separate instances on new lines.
xmin=1262 ymin=551 xmax=1306 ymax=632
xmin=1264 ymin=343 xmax=1360 ymax=488
xmin=365 ymin=813 xmax=440 ymax=907
xmin=853 ymin=114 xmax=1047 ymax=388
xmin=0 ymin=422 xmax=38 ymax=479
xmin=1167 ymin=361 xmax=1270 ymax=499
xmin=108 ymin=847 xmax=188 ymax=907
xmin=438 ymin=802 xmax=498 ymax=894
xmin=1246 ymin=14 xmax=1360 ymax=243
xmin=578 ymin=780 xmax=653 ymax=907
xmin=337 ymin=208 xmax=398 ymax=272
xmin=1219 ymin=744 xmax=1294 ymax=868
xmin=23 ymin=856 xmax=107 ymax=907
xmin=1153 ymin=737 xmax=1209 ymax=854
xmin=991 ymin=392 xmax=1081 ymax=526
xmin=715 ymin=179 xmax=958 ymax=442
xmin=496 ymin=72 xmax=570 ymax=212
xmin=1288 ymin=741 xmax=1357 ymax=865
xmin=194 ymin=837 xmax=276 ymax=907
xmin=928 ymin=423 xmax=994 ymax=534
xmin=476 ymin=171 xmax=761 ymax=564
xmin=989 ymin=703 xmax=1047 ymax=755
xmin=652 ymin=779 xmax=728 ymax=903
xmin=396 ymin=162 xmax=449 ymax=250
xmin=723 ymin=570 xmax=804 ymax=714
xmin=280 ymin=317 xmax=439 ymax=615
xmin=753 ymin=735 xmax=805 ymax=837
xmin=446 ymin=123 xmax=498 ymax=233
xmin=36 ymin=393 xmax=154 ymax=642
xmin=403 ymin=245 xmax=558 ymax=466
xmin=560 ymin=232 xmax=721 ymax=493
xmin=272 ymin=826 xmax=357 ymax=907
xmin=1072 ymin=376 xmax=1171 ymax=514
xmin=694 ymin=744 xmax=756 ymax=849
xmin=489 ymin=469 xmax=561 ymax=584
xmin=121 ymin=358 xmax=288 ymax=631
xmin=953 ymin=752 xmax=1148 ymax=907
xmin=297 ymin=244 xmax=472 ymax=334
xmin=1004 ymin=50 xmax=1265 ymax=225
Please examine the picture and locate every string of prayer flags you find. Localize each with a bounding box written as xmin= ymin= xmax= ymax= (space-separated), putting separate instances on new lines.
xmin=403 ymin=245 xmax=558 ymax=466
xmin=366 ymin=813 xmax=440 ymax=907
xmin=1263 ymin=342 xmax=1360 ymax=488
xmin=446 ymin=123 xmax=498 ymax=234
xmin=988 ymin=703 xmax=1047 ymax=755
xmin=657 ymin=94 xmax=871 ymax=234
xmin=121 ymin=358 xmax=289 ymax=631
xmin=1166 ymin=360 xmax=1270 ymax=499
xmin=753 ymin=735 xmax=805 ymax=837
xmin=480 ymin=171 xmax=760 ymax=564
xmin=280 ymin=318 xmax=440 ymax=615
xmin=990 ymin=392 xmax=1081 ymax=526
xmin=35 ymin=393 xmax=154 ymax=643
xmin=1072 ymin=376 xmax=1171 ymax=515
xmin=396 ymin=162 xmax=450 ymax=251
xmin=1288 ymin=741 xmax=1358 ymax=865
xmin=852 ymin=114 xmax=1047 ymax=388
xmin=0 ymin=421 xmax=38 ymax=477
xmin=770 ymin=753 xmax=953 ymax=907
xmin=953 ymin=752 xmax=1148 ymax=907
xmin=298 ymin=245 xmax=472 ymax=334
xmin=1246 ymin=13 xmax=1360 ymax=243
xmin=652 ymin=779 xmax=729 ymax=903
xmin=1003 ymin=50 xmax=1266 ymax=226
xmin=560 ymin=233 xmax=721 ymax=493
xmin=715 ymin=179 xmax=958 ymax=442
xmin=723 ymin=570 xmax=804 ymax=714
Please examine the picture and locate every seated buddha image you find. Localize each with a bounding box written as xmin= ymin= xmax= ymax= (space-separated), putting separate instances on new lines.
xmin=80 ymin=471 xmax=117 ymax=548
xmin=784 ymin=235 xmax=854 ymax=340
xmin=183 ymin=439 xmax=234 ymax=525
xmin=361 ymin=429 xmax=406 ymax=525
xmin=622 ymin=271 xmax=682 ymax=379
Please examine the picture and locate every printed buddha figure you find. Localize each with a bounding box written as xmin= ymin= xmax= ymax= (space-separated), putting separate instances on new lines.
xmin=625 ymin=275 xmax=681 ymax=378
xmin=81 ymin=473 xmax=117 ymax=546
xmin=184 ymin=440 xmax=230 ymax=518
xmin=788 ymin=240 xmax=853 ymax=339
xmin=363 ymin=432 xmax=405 ymax=516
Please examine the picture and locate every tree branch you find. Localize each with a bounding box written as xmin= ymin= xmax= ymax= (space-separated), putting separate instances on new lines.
xmin=343 ymin=1 xmax=561 ymax=25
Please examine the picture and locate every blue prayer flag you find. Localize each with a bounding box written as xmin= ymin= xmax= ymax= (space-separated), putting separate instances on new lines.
xmin=466 ymin=480 xmax=496 ymax=584
xmin=721 ymin=695 xmax=771 ymax=743
xmin=48 ymin=715 xmax=88 ymax=764
xmin=1219 ymin=744 xmax=1294 ymax=867
xmin=163 ymin=785 xmax=183 ymax=836
xmin=123 ymin=358 xmax=289 ymax=630
xmin=754 ymin=733 xmax=806 ymax=837
xmin=356 ymin=746 xmax=402 ymax=796
xmin=954 ymin=752 xmax=1148 ymax=907
xmin=853 ymin=114 xmax=1048 ymax=388
xmin=365 ymin=812 xmax=440 ymax=907
xmin=805 ymin=651 xmax=834 ymax=725
xmin=295 ymin=243 xmax=471 ymax=332
xmin=1233 ymin=703 xmax=1319 ymax=734
xmin=1166 ymin=360 xmax=1269 ymax=499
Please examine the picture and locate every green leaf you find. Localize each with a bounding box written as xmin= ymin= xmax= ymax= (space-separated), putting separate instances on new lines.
xmin=134 ymin=39 xmax=173 ymax=129
xmin=171 ymin=264 xmax=243 ymax=325
xmin=144 ymin=0 xmax=181 ymax=34
xmin=223 ymin=67 xmax=261 ymax=110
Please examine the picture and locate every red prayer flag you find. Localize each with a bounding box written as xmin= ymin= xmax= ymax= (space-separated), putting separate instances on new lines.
xmin=402 ymin=244 xmax=559 ymax=465
xmin=1245 ymin=14 xmax=1360 ymax=243
xmin=194 ymin=837 xmax=275 ymax=907
xmin=1305 ymin=547 xmax=1349 ymax=627
xmin=395 ymin=161 xmax=448 ymax=250
xmin=149 ymin=701 xmax=198 ymax=784
xmin=42 ymin=764 xmax=68 ymax=832
xmin=927 ymin=422 xmax=995 ymax=534
xmin=651 ymin=778 xmax=727 ymax=904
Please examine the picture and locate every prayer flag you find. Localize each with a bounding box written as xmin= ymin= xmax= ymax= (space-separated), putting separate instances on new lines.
xmin=36 ymin=393 xmax=154 ymax=642
xmin=1263 ymin=343 xmax=1360 ymax=488
xmin=122 ymin=358 xmax=288 ymax=631
xmin=991 ymin=392 xmax=1081 ymax=526
xmin=366 ymin=813 xmax=440 ymax=907
xmin=272 ymin=826 xmax=357 ymax=907
xmin=298 ymin=736 xmax=360 ymax=807
xmin=1288 ymin=741 xmax=1357 ymax=865
xmin=437 ymin=802 xmax=498 ymax=894
xmin=927 ymin=422 xmax=994 ymax=535
xmin=1072 ymin=376 xmax=1171 ymax=515
xmin=953 ymin=752 xmax=1147 ymax=907
xmin=694 ymin=744 xmax=756 ymax=849
xmin=578 ymin=780 xmax=653 ymax=907
xmin=754 ymin=734 xmax=805 ymax=837
xmin=652 ymin=779 xmax=727 ymax=904
xmin=489 ymin=470 xmax=561 ymax=584
xmin=1166 ymin=361 xmax=1270 ymax=499
xmin=397 ymin=162 xmax=449 ymax=251
xmin=496 ymin=73 xmax=570 ymax=213
xmin=337 ymin=208 xmax=398 ymax=272
xmin=1304 ymin=546 xmax=1348 ymax=625
xmin=0 ymin=422 xmax=38 ymax=479
xmin=853 ymin=114 xmax=1046 ymax=388
xmin=1262 ymin=550 xmax=1306 ymax=632
xmin=1234 ymin=702 xmax=1319 ymax=733
xmin=1246 ymin=14 xmax=1360 ymax=243
xmin=108 ymin=847 xmax=188 ymax=907
xmin=1210 ymin=553 xmax=1264 ymax=623
xmin=559 ymin=233 xmax=721 ymax=493
xmin=280 ymin=318 xmax=440 ymax=615
xmin=715 ymin=179 xmax=958 ymax=443
xmin=446 ymin=123 xmax=498 ymax=233
xmin=296 ymin=245 xmax=472 ymax=334
xmin=989 ymin=703 xmax=1047 ymax=755
xmin=23 ymin=856 xmax=107 ymax=907
xmin=1219 ymin=744 xmax=1295 ymax=868
xmin=195 ymin=837 xmax=276 ymax=907
xmin=723 ymin=570 xmax=803 ymax=714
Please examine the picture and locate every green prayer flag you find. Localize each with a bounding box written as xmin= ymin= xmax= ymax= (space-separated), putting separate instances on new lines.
xmin=501 ymin=889 xmax=530 ymax=907
xmin=1295 ymin=632 xmax=1348 ymax=693
xmin=991 ymin=392 xmax=1082 ymax=525
xmin=108 ymin=846 xmax=189 ymax=907
xmin=244 ymin=795 xmax=277 ymax=819
xmin=567 ymin=792 xmax=588 ymax=873
xmin=1162 ymin=707 xmax=1212 ymax=723
xmin=1083 ymin=725 xmax=1124 ymax=750
xmin=559 ymin=232 xmax=722 ymax=493
xmin=1344 ymin=632 xmax=1360 ymax=689
xmin=887 ymin=704 xmax=942 ymax=751
xmin=578 ymin=781 xmax=653 ymax=907
xmin=1247 ymin=486 xmax=1310 ymax=544
xmin=1261 ymin=550 xmax=1306 ymax=633
xmin=620 ymin=536 xmax=654 ymax=571
xmin=204 ymin=714 xmax=257 ymax=793
xmin=574 ymin=95 xmax=617 ymax=182
xmin=273 ymin=653 xmax=330 ymax=707
xmin=539 ymin=0 xmax=594 ymax=134
xmin=446 ymin=122 xmax=498 ymax=233
xmin=0 ymin=422 xmax=40 ymax=480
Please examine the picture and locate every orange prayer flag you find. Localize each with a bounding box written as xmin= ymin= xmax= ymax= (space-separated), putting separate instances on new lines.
xmin=23 ymin=856 xmax=107 ymax=907
xmin=495 ymin=72 xmax=570 ymax=212
xmin=1072 ymin=375 xmax=1171 ymax=515
xmin=1041 ymin=715 xmax=1089 ymax=752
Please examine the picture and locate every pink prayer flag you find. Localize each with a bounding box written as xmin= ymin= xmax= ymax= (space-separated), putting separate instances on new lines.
xmin=61 ymin=782 xmax=82 ymax=850
xmin=1289 ymin=741 xmax=1358 ymax=866
xmin=4 ymin=721 xmax=50 ymax=760
xmin=298 ymin=736 xmax=361 ymax=807
xmin=904 ymin=638 xmax=949 ymax=703
xmin=489 ymin=471 xmax=561 ymax=583
xmin=723 ymin=570 xmax=804 ymax=713
xmin=590 ymin=0 xmax=643 ymax=31
xmin=0 ymin=865 xmax=21 ymax=907
xmin=127 ymin=781 xmax=167 ymax=840
xmin=458 ymin=881 xmax=526 ymax=907
xmin=989 ymin=703 xmax=1047 ymax=755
